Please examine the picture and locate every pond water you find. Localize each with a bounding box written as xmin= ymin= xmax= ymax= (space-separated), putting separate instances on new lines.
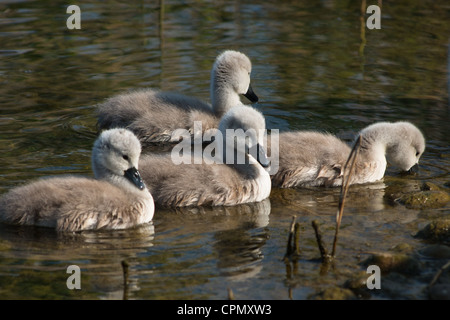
xmin=0 ymin=0 xmax=449 ymax=300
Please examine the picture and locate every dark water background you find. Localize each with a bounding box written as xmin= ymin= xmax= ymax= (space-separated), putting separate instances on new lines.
xmin=0 ymin=0 xmax=448 ymax=299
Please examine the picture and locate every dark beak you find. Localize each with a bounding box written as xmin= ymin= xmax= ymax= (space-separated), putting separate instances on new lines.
xmin=407 ymin=163 xmax=419 ymax=174
xmin=124 ymin=167 xmax=145 ymax=190
xmin=256 ymin=143 xmax=271 ymax=168
xmin=243 ymin=84 xmax=259 ymax=103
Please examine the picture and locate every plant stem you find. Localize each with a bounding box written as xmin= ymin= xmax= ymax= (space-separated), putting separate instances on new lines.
xmin=312 ymin=220 xmax=328 ymax=261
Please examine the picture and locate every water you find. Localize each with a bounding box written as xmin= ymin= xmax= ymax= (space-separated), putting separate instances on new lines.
xmin=0 ymin=0 xmax=449 ymax=300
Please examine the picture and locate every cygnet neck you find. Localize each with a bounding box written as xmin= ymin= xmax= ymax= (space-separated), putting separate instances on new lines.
xmin=359 ymin=123 xmax=398 ymax=157
xmin=352 ymin=123 xmax=396 ymax=184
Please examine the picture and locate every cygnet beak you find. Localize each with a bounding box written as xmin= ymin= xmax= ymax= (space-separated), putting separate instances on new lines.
xmin=243 ymin=84 xmax=259 ymax=103
xmin=124 ymin=167 xmax=145 ymax=190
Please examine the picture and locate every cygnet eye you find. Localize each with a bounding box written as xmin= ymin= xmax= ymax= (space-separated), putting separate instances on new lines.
xmin=122 ymin=154 xmax=129 ymax=161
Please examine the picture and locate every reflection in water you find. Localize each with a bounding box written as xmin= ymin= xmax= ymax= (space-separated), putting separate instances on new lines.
xmin=270 ymin=180 xmax=387 ymax=216
xmin=155 ymin=199 xmax=271 ymax=282
xmin=212 ymin=199 xmax=270 ymax=281
xmin=165 ymin=198 xmax=271 ymax=229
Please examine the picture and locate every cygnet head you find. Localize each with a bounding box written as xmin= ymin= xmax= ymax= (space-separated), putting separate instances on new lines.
xmin=211 ymin=50 xmax=258 ymax=116
xmin=360 ymin=121 xmax=425 ymax=171
xmin=218 ymin=105 xmax=270 ymax=169
xmin=92 ymin=128 xmax=146 ymax=191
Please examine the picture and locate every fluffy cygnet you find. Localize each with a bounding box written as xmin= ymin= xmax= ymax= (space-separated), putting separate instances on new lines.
xmin=97 ymin=50 xmax=258 ymax=145
xmin=268 ymin=121 xmax=425 ymax=188
xmin=138 ymin=105 xmax=271 ymax=207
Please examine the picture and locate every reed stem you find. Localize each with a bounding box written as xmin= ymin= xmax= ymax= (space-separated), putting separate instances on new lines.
xmin=331 ymin=135 xmax=361 ymax=257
